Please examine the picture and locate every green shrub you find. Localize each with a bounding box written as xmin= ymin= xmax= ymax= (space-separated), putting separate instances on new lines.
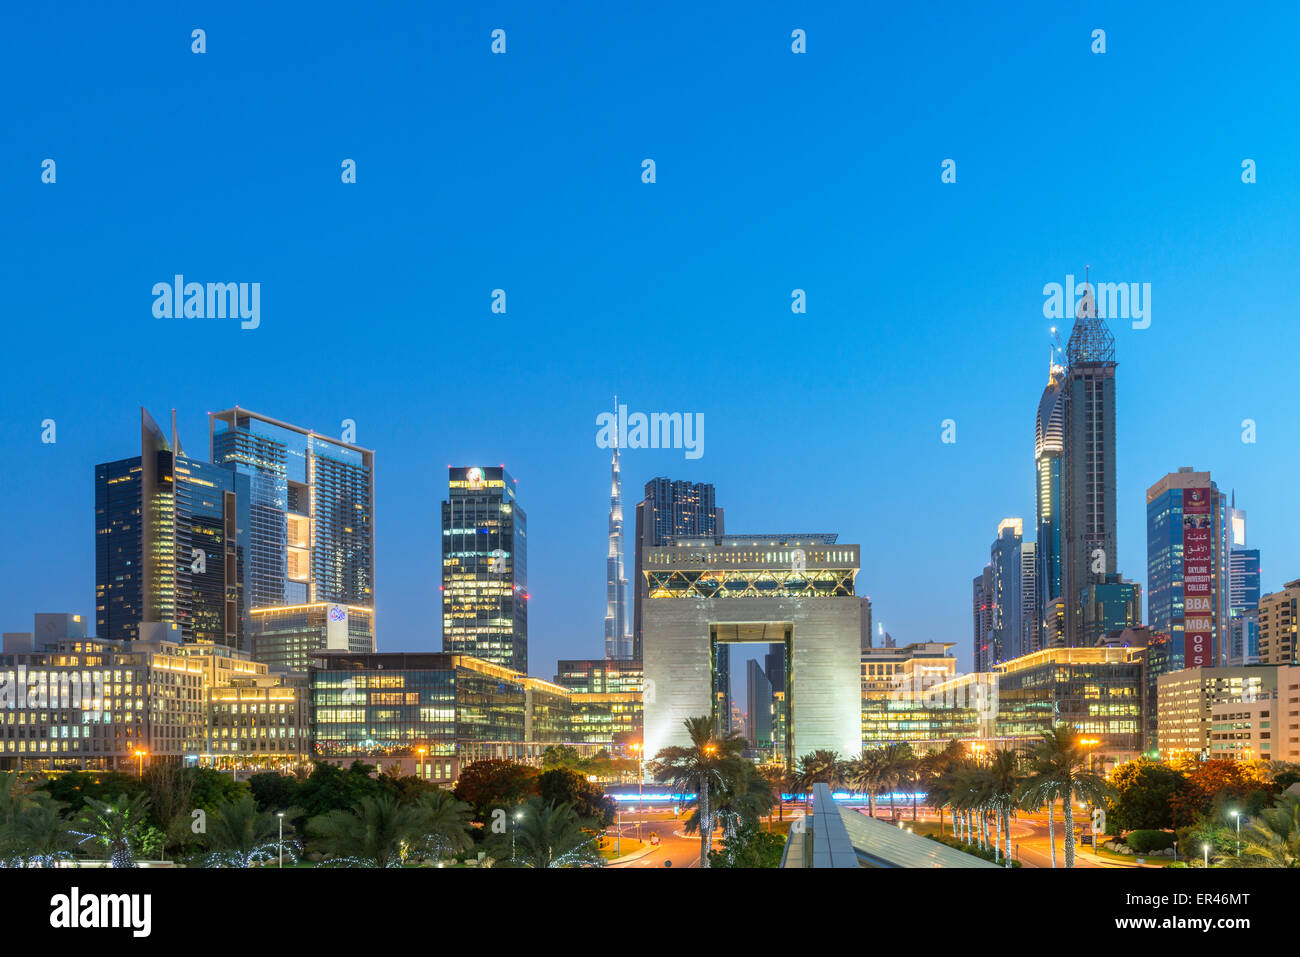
xmin=1125 ymin=829 xmax=1176 ymax=853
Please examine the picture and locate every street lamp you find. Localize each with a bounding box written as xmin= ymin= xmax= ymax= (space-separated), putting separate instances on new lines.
xmin=416 ymin=747 xmax=427 ymax=781
xmin=1203 ymin=842 xmax=1210 ymax=869
xmin=511 ymin=809 xmax=524 ymax=862
xmin=1230 ymin=809 xmax=1240 ymax=856
xmin=277 ymin=812 xmax=284 ymax=868
xmin=133 ymin=748 xmax=148 ymax=779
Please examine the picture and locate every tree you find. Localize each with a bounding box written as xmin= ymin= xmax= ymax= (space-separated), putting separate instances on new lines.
xmin=649 ymin=715 xmax=747 ymax=868
xmin=790 ymin=749 xmax=846 ymax=807
xmin=1018 ymin=726 xmax=1114 ymax=868
xmin=541 ymin=745 xmax=583 ymax=769
xmin=1107 ymin=759 xmax=1186 ymax=832
xmin=40 ymin=770 xmax=144 ymax=814
xmin=709 ymin=820 xmax=786 ymax=868
xmin=452 ymin=760 xmax=541 ymax=823
xmin=846 ymin=751 xmax=888 ymax=818
xmin=249 ymin=771 xmax=302 ymax=813
xmin=1222 ymin=794 xmax=1300 ymax=868
xmin=75 ymin=793 xmax=157 ymax=868
xmin=756 ymin=763 xmax=792 ymax=823
xmin=307 ymin=793 xmax=430 ymax=867
xmin=205 ymin=795 xmax=285 ymax=867
xmin=537 ymin=768 xmax=615 ymax=828
xmin=294 ymin=761 xmax=387 ymax=825
xmin=411 ymin=788 xmax=475 ymax=861
xmin=4 ymin=800 xmax=76 ymax=867
xmin=987 ymin=749 xmax=1020 ymax=865
xmin=492 ymin=796 xmax=602 ymax=868
xmin=1172 ymin=759 xmax=1272 ymax=825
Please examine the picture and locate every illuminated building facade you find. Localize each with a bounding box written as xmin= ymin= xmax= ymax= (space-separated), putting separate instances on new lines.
xmin=248 ymin=602 xmax=374 ymax=674
xmin=605 ymin=440 xmax=633 ymax=660
xmin=441 ymin=466 xmax=528 ymax=672
xmin=1062 ymin=292 xmax=1119 ymax=646
xmin=0 ymin=636 xmax=207 ymax=771
xmin=860 ymin=641 xmax=958 ymax=747
xmin=95 ymin=409 xmax=250 ymax=647
xmin=632 ymin=478 xmax=723 ymax=661
xmin=641 ymin=535 xmax=863 ymax=765
xmin=309 ymin=652 xmax=576 ymax=781
xmin=1035 ymin=354 xmax=1066 ymax=649
xmin=208 ymin=407 xmax=375 ymax=639
xmin=1156 ymin=665 xmax=1278 ymax=760
xmin=1258 ymin=580 xmax=1300 ymax=665
xmin=570 ymin=692 xmax=643 ymax=753
xmin=553 ymin=659 xmax=643 ymax=695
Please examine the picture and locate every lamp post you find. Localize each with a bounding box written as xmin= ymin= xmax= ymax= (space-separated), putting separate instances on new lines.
xmin=1231 ymin=809 xmax=1240 ymax=856
xmin=133 ymin=748 xmax=148 ymax=779
xmin=1203 ymin=842 xmax=1210 ymax=869
xmin=511 ymin=809 xmax=524 ymax=862
xmin=277 ymin=812 xmax=284 ymax=868
xmin=416 ymin=747 xmax=426 ymax=781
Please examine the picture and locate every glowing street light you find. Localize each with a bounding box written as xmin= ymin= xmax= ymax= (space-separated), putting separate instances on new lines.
xmin=277 ymin=812 xmax=285 ymax=868
xmin=133 ymin=748 xmax=148 ymax=779
xmin=1203 ymin=842 xmax=1211 ymax=869
xmin=1230 ymin=809 xmax=1240 ymax=856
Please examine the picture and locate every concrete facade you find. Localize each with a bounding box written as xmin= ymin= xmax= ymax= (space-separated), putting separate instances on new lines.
xmin=643 ymin=595 xmax=862 ymax=761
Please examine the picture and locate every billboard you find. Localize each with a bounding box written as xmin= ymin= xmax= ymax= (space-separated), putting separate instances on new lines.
xmin=1182 ymin=487 xmax=1213 ymax=667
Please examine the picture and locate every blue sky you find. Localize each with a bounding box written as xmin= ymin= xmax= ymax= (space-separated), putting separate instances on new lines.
xmin=3 ymin=2 xmax=1298 ymax=674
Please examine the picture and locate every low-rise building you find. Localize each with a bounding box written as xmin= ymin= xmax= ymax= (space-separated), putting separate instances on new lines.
xmin=1156 ymin=665 xmax=1278 ymax=761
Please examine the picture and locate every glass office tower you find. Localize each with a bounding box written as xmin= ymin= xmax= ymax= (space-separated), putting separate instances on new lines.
xmin=209 ymin=408 xmax=374 ymax=612
xmin=632 ymin=478 xmax=724 ymax=660
xmin=1035 ymin=356 xmax=1066 ymax=649
xmin=95 ymin=409 xmax=249 ymax=646
xmin=441 ymin=466 xmax=528 ymax=672
xmin=1062 ymin=298 xmax=1118 ymax=646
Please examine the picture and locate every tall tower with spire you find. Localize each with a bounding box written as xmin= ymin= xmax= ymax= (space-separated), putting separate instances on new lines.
xmin=605 ymin=401 xmax=633 ymax=659
xmin=1062 ymin=271 xmax=1119 ymax=646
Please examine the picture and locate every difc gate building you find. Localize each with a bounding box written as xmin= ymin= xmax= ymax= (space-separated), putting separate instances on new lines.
xmin=641 ymin=534 xmax=863 ymax=764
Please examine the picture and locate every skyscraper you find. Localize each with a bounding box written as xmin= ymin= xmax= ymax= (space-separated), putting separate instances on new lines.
xmin=604 ymin=439 xmax=633 ymax=660
xmin=989 ymin=519 xmax=1025 ymax=665
xmin=1021 ymin=540 xmax=1039 ymax=655
xmin=1146 ymin=468 xmax=1230 ymax=670
xmin=96 ymin=409 xmax=249 ymax=646
xmin=631 ymin=478 xmax=723 ymax=660
xmin=1062 ymin=282 xmax=1119 ymax=646
xmin=1226 ymin=494 xmax=1262 ymax=666
xmin=441 ymin=466 xmax=528 ymax=671
xmin=972 ymin=564 xmax=994 ymax=671
xmin=1035 ymin=349 xmax=1067 ymax=648
xmin=209 ymin=408 xmax=375 ymax=610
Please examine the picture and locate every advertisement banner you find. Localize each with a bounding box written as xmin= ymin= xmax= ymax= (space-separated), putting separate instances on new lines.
xmin=1182 ymin=488 xmax=1212 ymax=667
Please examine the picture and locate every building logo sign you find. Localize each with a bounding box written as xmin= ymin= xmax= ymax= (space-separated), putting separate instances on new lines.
xmin=466 ymin=467 xmax=485 ymax=490
xmin=328 ymin=606 xmax=347 ymax=623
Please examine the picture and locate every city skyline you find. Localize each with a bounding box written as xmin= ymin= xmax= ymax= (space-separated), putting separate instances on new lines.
xmin=6 ymin=6 xmax=1300 ymax=677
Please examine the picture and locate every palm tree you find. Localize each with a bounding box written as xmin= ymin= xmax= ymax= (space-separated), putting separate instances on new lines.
xmin=987 ymin=749 xmax=1020 ymax=865
xmin=75 ymin=793 xmax=154 ymax=868
xmin=412 ymin=788 xmax=475 ymax=861
xmin=755 ymin=763 xmax=791 ymax=825
xmin=1018 ymin=725 xmax=1114 ymax=868
xmin=846 ymin=750 xmax=887 ymax=817
xmin=5 ymin=801 xmax=76 ymax=867
xmin=790 ymin=749 xmax=846 ymax=804
xmin=704 ymin=761 xmax=774 ymax=838
xmin=307 ymin=793 xmax=429 ymax=867
xmin=649 ymin=715 xmax=746 ymax=868
xmin=1223 ymin=795 xmax=1300 ymax=868
xmin=501 ymin=797 xmax=602 ymax=868
xmin=878 ymin=743 xmax=914 ymax=820
xmin=205 ymin=795 xmax=283 ymax=867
